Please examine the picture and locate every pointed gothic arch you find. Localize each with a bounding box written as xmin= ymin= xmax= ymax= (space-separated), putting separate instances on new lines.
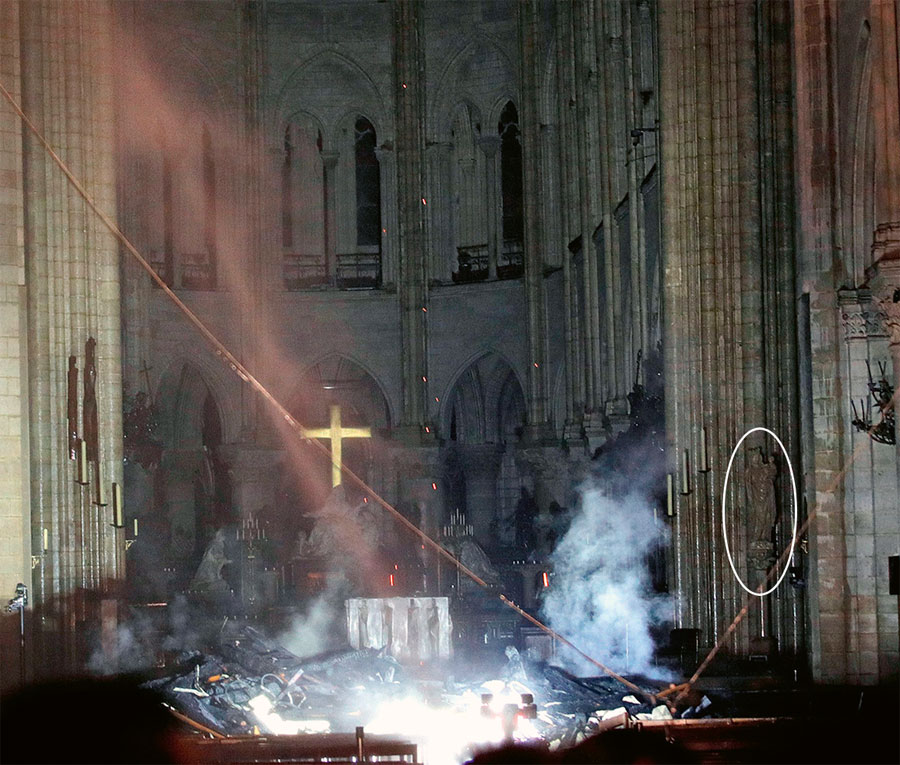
xmin=442 ymin=351 xmax=525 ymax=444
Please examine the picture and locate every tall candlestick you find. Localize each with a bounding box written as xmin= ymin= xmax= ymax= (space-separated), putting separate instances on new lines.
xmin=666 ymin=474 xmax=674 ymax=517
xmin=42 ymin=527 xmax=49 ymax=552
xmin=699 ymin=427 xmax=708 ymax=472
xmin=94 ymin=463 xmax=107 ymax=506
xmin=134 ymin=517 xmax=138 ymax=537
xmin=681 ymin=448 xmax=690 ymax=495
xmin=112 ymin=482 xmax=124 ymax=527
xmin=76 ymin=439 xmax=88 ymax=485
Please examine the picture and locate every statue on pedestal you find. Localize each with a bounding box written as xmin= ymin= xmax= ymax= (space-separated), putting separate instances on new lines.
xmin=745 ymin=447 xmax=779 ymax=586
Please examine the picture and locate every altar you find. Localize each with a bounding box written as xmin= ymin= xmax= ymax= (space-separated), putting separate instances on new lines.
xmin=346 ymin=597 xmax=452 ymax=663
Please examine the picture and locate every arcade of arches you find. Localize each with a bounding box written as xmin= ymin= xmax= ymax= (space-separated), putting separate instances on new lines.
xmin=0 ymin=0 xmax=898 ymax=691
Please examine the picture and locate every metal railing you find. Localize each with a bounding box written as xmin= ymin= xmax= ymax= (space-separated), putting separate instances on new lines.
xmin=148 ymin=252 xmax=217 ymax=290
xmin=283 ymin=251 xmax=382 ymax=291
xmin=452 ymin=243 xmax=489 ymax=283
xmin=498 ymin=239 xmax=524 ymax=279
xmin=336 ymin=251 xmax=381 ymax=290
xmin=452 ymin=240 xmax=524 ymax=283
xmin=283 ymin=253 xmax=327 ymax=290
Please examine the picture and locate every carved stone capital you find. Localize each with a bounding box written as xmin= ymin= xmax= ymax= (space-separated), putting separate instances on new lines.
xmin=867 ymin=254 xmax=900 ymax=346
xmin=477 ymin=135 xmax=501 ymax=156
xmin=838 ymin=289 xmax=888 ymax=340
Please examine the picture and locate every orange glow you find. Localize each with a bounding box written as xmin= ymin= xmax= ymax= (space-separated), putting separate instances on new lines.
xmin=542 ymin=572 xmax=549 ymax=588
xmin=389 ymin=573 xmax=395 ymax=587
xmin=432 ymin=482 xmax=437 ymax=490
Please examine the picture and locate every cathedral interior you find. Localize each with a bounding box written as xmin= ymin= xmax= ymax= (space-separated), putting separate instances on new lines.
xmin=0 ymin=0 xmax=898 ymax=762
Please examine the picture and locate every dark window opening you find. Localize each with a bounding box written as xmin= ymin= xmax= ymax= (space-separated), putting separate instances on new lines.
xmin=354 ymin=117 xmax=381 ymax=248
xmin=498 ymin=101 xmax=523 ymax=246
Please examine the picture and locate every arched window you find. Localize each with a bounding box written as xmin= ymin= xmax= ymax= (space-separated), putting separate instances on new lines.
xmin=201 ymin=126 xmax=217 ymax=287
xmin=160 ymin=128 xmax=174 ymax=287
xmin=282 ymin=125 xmax=293 ymax=250
xmin=450 ymin=103 xmax=488 ymax=282
xmin=281 ymin=117 xmax=326 ymax=289
xmin=181 ymin=125 xmax=218 ymax=290
xmin=498 ymin=101 xmax=523 ymax=247
xmin=354 ymin=117 xmax=381 ymax=248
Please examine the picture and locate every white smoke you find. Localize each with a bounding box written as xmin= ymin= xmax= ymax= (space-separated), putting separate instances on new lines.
xmin=278 ymin=581 xmax=346 ymax=659
xmin=541 ymin=484 xmax=669 ymax=678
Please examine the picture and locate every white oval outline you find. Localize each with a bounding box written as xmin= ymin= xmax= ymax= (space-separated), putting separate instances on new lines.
xmin=721 ymin=427 xmax=798 ymax=597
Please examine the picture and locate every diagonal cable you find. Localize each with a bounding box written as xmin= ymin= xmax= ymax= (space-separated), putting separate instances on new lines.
xmin=0 ymin=79 xmax=659 ymax=707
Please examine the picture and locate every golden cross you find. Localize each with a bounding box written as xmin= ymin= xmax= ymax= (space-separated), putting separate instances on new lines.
xmin=304 ymin=404 xmax=371 ymax=487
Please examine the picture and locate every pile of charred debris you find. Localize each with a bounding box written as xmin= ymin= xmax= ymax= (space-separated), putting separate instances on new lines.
xmin=143 ymin=623 xmax=712 ymax=753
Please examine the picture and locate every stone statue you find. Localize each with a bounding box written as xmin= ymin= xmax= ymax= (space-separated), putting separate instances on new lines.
xmin=745 ymin=448 xmax=778 ymax=571
xmin=444 ymin=535 xmax=501 ymax=589
xmin=293 ymin=485 xmax=380 ymax=595
xmin=83 ymin=337 xmax=99 ymax=461
xmin=190 ymin=528 xmax=231 ymax=594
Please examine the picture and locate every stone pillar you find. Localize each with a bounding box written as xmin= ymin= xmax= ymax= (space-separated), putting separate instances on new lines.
xmin=18 ymin=0 xmax=124 ymax=675
xmin=375 ymin=145 xmax=398 ymax=289
xmin=871 ymin=0 xmax=900 ymax=257
xmin=793 ymin=0 xmax=850 ymax=682
xmin=598 ymin=2 xmax=626 ymax=411
xmin=659 ymin=0 xmax=803 ymax=659
xmin=870 ymin=257 xmax=900 ymax=485
xmin=238 ymin=0 xmax=267 ymax=439
xmin=575 ymin=0 xmax=603 ymax=421
xmin=554 ymin=4 xmax=583 ymax=442
xmin=518 ymin=0 xmax=550 ymax=436
xmin=478 ymin=136 xmax=501 ymax=281
xmin=392 ymin=0 xmax=429 ymax=432
xmin=425 ymin=141 xmax=453 ymax=283
xmin=0 ymin=1 xmax=29 ymax=630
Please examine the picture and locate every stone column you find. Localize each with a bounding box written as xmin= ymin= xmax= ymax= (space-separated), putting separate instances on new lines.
xmin=19 ymin=0 xmax=124 ymax=675
xmin=575 ymin=0 xmax=603 ymax=422
xmin=478 ymin=136 xmax=501 ymax=281
xmin=518 ymin=0 xmax=550 ymax=436
xmin=392 ymin=0 xmax=429 ymax=432
xmin=238 ymin=0 xmax=267 ymax=439
xmin=793 ymin=0 xmax=850 ymax=682
xmin=425 ymin=141 xmax=453 ymax=283
xmin=871 ymin=0 xmax=900 ymax=258
xmin=554 ymin=4 xmax=583 ymax=441
xmin=870 ymin=257 xmax=900 ymax=477
xmin=322 ymin=150 xmax=340 ymax=286
xmin=375 ymin=146 xmax=399 ymax=289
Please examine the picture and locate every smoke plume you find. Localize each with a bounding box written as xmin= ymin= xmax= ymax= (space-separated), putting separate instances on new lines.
xmin=541 ymin=484 xmax=669 ymax=677
xmin=277 ymin=582 xmax=346 ymax=659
